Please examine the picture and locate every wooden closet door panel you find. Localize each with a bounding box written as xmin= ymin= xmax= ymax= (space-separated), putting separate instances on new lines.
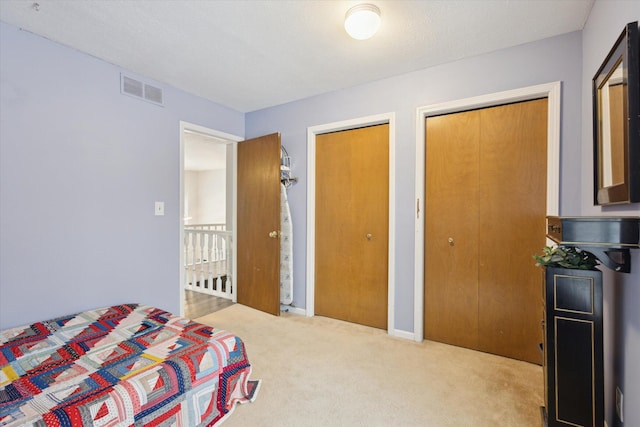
xmin=315 ymin=124 xmax=389 ymax=329
xmin=424 ymin=111 xmax=480 ymax=349
xmin=477 ymin=99 xmax=547 ymax=363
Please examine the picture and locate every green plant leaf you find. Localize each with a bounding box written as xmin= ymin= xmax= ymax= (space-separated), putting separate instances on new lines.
xmin=533 ymin=245 xmax=598 ymax=270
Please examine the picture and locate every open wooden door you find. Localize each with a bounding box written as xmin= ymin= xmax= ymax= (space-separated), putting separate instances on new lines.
xmin=237 ymin=133 xmax=281 ymax=316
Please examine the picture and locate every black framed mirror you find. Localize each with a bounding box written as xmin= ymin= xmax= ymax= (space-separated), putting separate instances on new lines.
xmin=593 ymin=21 xmax=639 ymax=205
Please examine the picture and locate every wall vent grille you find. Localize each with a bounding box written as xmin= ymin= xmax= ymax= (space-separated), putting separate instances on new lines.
xmin=120 ymin=74 xmax=164 ymax=106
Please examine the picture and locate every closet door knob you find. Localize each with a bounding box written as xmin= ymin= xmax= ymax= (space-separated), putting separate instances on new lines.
xmin=448 ymin=237 xmax=454 ymax=246
xmin=269 ymin=231 xmax=279 ymax=238
xmin=366 ymin=233 xmax=372 ymax=240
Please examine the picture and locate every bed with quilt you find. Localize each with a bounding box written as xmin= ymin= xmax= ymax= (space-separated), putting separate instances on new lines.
xmin=0 ymin=304 xmax=259 ymax=426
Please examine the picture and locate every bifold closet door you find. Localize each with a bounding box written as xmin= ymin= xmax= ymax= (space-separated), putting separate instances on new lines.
xmin=424 ymin=99 xmax=547 ymax=364
xmin=315 ymin=124 xmax=389 ymax=329
xmin=477 ymin=99 xmax=547 ymax=363
xmin=424 ymin=110 xmax=481 ymax=349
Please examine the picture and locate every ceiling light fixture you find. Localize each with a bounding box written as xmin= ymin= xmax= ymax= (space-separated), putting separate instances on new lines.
xmin=344 ymin=4 xmax=381 ymax=40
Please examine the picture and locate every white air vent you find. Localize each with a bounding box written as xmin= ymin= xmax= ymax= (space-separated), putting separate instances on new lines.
xmin=120 ymin=73 xmax=164 ymax=106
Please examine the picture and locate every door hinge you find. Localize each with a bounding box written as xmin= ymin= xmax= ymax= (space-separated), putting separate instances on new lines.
xmin=417 ymin=198 xmax=420 ymax=219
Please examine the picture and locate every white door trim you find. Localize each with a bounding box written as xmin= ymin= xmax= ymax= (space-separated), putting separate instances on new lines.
xmin=306 ymin=113 xmax=397 ymax=336
xmin=414 ymin=81 xmax=561 ymax=342
xmin=179 ymin=121 xmax=243 ymax=316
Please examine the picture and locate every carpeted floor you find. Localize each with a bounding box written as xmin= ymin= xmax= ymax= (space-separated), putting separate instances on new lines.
xmin=197 ymin=304 xmax=543 ymax=426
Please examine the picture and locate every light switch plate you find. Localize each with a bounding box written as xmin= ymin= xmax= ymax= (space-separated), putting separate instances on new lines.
xmin=155 ymin=201 xmax=164 ymax=216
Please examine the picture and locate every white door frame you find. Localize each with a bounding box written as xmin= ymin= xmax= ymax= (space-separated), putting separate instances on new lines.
xmin=179 ymin=121 xmax=243 ymax=316
xmin=306 ymin=113 xmax=397 ymax=335
xmin=414 ymin=82 xmax=561 ymax=342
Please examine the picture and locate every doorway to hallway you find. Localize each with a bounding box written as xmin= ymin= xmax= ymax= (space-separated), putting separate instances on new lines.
xmin=179 ymin=121 xmax=242 ymax=318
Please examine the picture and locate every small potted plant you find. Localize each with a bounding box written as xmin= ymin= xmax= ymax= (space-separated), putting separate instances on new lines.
xmin=533 ymin=245 xmax=599 ymax=270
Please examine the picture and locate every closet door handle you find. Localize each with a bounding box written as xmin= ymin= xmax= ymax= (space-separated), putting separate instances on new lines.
xmin=269 ymin=231 xmax=279 ymax=238
xmin=366 ymin=233 xmax=372 ymax=240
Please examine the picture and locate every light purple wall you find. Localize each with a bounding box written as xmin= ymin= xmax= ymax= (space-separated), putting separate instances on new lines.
xmin=0 ymin=22 xmax=244 ymax=328
xmin=246 ymin=31 xmax=583 ymax=333
xmin=3 ymin=9 xmax=637 ymax=421
xmin=581 ymin=2 xmax=640 ymax=426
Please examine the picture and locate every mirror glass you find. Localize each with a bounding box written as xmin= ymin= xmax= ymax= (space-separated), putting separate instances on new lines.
xmin=597 ymin=60 xmax=626 ymax=188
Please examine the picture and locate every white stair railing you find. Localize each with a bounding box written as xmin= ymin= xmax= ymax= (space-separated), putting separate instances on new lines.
xmin=183 ymin=226 xmax=232 ymax=299
xmin=185 ymin=223 xmax=226 ymax=232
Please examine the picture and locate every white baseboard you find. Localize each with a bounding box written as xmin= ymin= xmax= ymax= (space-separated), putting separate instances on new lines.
xmin=278 ymin=310 xmax=419 ymax=341
xmin=390 ymin=328 xmax=417 ymax=341
xmin=280 ymin=305 xmax=306 ymax=316
xmin=276 ymin=311 xmax=419 ymax=341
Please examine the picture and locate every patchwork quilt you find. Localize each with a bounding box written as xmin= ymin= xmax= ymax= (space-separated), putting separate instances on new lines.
xmin=0 ymin=304 xmax=259 ymax=426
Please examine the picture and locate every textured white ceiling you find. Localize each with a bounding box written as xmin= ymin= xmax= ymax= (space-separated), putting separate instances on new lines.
xmin=0 ymin=0 xmax=594 ymax=113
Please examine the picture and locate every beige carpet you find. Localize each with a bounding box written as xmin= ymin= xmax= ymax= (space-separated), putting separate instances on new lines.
xmin=197 ymin=304 xmax=543 ymax=426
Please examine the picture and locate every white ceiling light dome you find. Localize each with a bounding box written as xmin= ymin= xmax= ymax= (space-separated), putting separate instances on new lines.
xmin=344 ymin=4 xmax=381 ymax=40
